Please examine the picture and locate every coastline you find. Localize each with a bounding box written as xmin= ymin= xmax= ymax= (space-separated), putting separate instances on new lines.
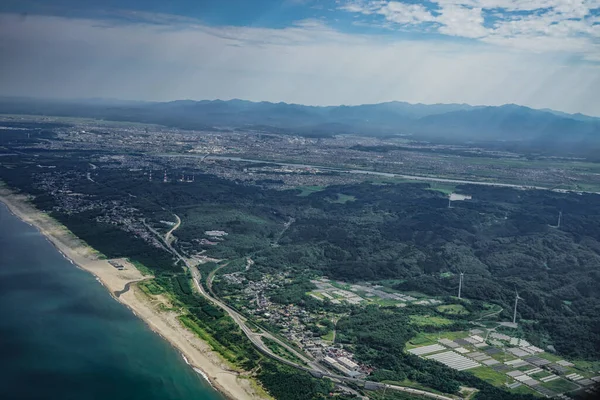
xmin=0 ymin=188 xmax=265 ymax=400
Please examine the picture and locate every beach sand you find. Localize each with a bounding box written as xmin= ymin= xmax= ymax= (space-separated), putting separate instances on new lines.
xmin=0 ymin=188 xmax=266 ymax=400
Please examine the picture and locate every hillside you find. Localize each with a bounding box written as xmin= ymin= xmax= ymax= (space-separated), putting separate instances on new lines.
xmin=1 ymin=97 xmax=599 ymax=155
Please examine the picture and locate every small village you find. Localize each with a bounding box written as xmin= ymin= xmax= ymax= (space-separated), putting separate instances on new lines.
xmin=219 ymin=270 xmax=452 ymax=381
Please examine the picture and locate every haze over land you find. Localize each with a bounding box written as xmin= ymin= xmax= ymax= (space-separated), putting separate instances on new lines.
xmin=3 ymin=97 xmax=600 ymax=158
xmin=1 ymin=0 xmax=599 ymax=115
xmin=2 ymin=1 xmax=600 ymax=400
xmin=3 ymin=117 xmax=600 ymax=399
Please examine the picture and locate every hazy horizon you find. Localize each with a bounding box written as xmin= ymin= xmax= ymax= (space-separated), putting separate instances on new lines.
xmin=1 ymin=1 xmax=599 ymax=116
xmin=5 ymin=94 xmax=600 ymax=119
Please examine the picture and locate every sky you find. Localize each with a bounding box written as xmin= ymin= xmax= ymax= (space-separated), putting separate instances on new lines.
xmin=0 ymin=0 xmax=599 ymax=115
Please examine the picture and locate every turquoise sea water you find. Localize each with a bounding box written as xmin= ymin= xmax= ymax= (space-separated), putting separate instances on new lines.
xmin=0 ymin=203 xmax=224 ymax=400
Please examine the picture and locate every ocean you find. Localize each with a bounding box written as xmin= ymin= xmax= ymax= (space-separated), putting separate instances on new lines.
xmin=0 ymin=203 xmax=224 ymax=400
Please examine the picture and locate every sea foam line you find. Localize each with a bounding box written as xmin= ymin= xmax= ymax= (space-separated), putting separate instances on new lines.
xmin=181 ymin=353 xmax=214 ymax=387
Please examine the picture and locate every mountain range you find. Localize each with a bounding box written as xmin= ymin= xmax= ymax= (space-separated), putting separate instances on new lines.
xmin=1 ymin=97 xmax=599 ymax=156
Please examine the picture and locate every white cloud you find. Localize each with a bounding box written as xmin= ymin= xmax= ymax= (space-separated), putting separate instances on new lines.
xmin=339 ymin=1 xmax=388 ymax=14
xmin=376 ymin=2 xmax=436 ymax=25
xmin=437 ymin=6 xmax=488 ymax=38
xmin=0 ymin=13 xmax=598 ymax=115
xmin=340 ymin=1 xmax=600 ymax=60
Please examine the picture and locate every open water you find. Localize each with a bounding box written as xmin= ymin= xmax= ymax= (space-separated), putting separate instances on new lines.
xmin=0 ymin=203 xmax=223 ymax=400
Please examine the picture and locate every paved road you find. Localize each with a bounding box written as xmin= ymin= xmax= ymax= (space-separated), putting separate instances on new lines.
xmin=144 ymin=215 xmax=189 ymax=267
xmin=191 ymin=265 xmax=324 ymax=370
xmin=165 ymin=214 xmax=181 ymax=245
xmin=146 ymin=214 xmax=459 ymax=399
xmin=159 ymin=154 xmax=599 ymax=194
xmin=203 ymin=262 xmax=320 ymax=366
xmin=193 ymin=264 xmax=458 ymax=400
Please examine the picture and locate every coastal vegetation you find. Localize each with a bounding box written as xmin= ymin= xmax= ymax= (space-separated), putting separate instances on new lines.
xmin=3 ymin=145 xmax=600 ymax=398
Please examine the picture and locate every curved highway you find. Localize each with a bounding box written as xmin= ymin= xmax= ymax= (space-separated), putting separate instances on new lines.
xmin=192 ymin=264 xmax=457 ymax=400
xmin=165 ymin=214 xmax=181 ymax=245
xmin=146 ymin=214 xmax=458 ymax=399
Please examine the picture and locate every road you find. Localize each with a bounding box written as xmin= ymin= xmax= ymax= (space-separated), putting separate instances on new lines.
xmin=191 ymin=265 xmax=324 ymax=370
xmin=159 ymin=154 xmax=599 ymax=194
xmin=146 ymin=214 xmax=458 ymax=399
xmin=165 ymin=214 xmax=181 ymax=245
xmin=477 ymin=306 xmax=503 ymax=321
xmin=144 ymin=221 xmax=325 ymax=370
xmin=193 ymin=264 xmax=457 ymax=400
xmin=143 ymin=215 xmax=189 ymax=267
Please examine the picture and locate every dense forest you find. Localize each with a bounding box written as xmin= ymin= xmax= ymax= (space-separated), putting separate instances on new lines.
xmin=337 ymin=306 xmax=535 ymax=400
xmin=3 ymin=158 xmax=600 ymax=359
xmin=2 ymin=149 xmax=600 ymax=398
xmin=260 ymin=183 xmax=600 ymax=360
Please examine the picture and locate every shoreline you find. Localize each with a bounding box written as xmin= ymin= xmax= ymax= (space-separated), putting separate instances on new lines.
xmin=0 ymin=188 xmax=264 ymax=400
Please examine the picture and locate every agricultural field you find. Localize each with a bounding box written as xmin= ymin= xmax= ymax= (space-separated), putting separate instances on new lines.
xmin=538 ymin=378 xmax=578 ymax=393
xmin=408 ymin=315 xmax=453 ymax=327
xmin=406 ymin=328 xmax=600 ymax=398
xmin=436 ymin=304 xmax=469 ymax=315
xmin=405 ymin=330 xmax=469 ymax=349
xmin=470 ymin=366 xmax=509 ymax=386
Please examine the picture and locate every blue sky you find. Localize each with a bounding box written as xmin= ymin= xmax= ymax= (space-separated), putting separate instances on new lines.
xmin=0 ymin=0 xmax=329 ymax=27
xmin=0 ymin=0 xmax=599 ymax=114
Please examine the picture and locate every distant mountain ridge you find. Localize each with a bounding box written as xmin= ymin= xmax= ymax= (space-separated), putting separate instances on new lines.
xmin=0 ymin=97 xmax=599 ymax=156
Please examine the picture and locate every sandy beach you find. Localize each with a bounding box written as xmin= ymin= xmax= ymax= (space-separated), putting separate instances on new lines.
xmin=0 ymin=187 xmax=266 ymax=400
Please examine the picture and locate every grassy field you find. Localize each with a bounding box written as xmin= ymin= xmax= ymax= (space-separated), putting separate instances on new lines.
xmin=473 ymin=303 xmax=503 ymax=320
xmin=409 ymin=314 xmax=453 ymax=327
xmin=530 ymin=370 xmax=553 ymax=379
xmin=329 ymin=281 xmax=352 ymax=290
xmin=489 ymin=352 xmax=517 ymax=362
xmin=262 ymin=337 xmax=306 ymax=366
xmin=128 ymin=259 xmax=153 ymax=276
xmin=426 ymin=183 xmax=457 ymax=195
xmin=405 ymin=330 xmax=468 ymax=349
xmin=436 ymin=304 xmax=469 ymax=315
xmin=139 ymin=279 xmax=165 ymax=295
xmin=179 ymin=315 xmax=239 ymax=365
xmin=321 ymin=330 xmax=334 ymax=342
xmin=507 ymin=385 xmax=543 ymax=397
xmin=537 ymin=352 xmax=564 ymax=362
xmin=534 ymin=353 xmax=599 ymax=379
xmin=296 ymin=185 xmax=326 ymax=196
xmin=307 ymin=291 xmax=325 ymax=300
xmin=469 ymin=366 xmax=509 ymax=386
xmin=572 ymin=359 xmax=600 ymax=373
xmin=539 ymin=378 xmax=579 ymax=394
xmin=380 ymin=379 xmax=448 ymax=397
